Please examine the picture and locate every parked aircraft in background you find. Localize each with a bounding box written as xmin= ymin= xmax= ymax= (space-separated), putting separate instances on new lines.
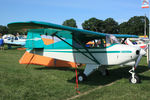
xmin=125 ymin=37 xmax=149 ymax=49
xmin=2 ymin=34 xmax=26 ymax=48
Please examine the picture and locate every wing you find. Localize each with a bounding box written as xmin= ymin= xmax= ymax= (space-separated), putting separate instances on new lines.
xmin=8 ymin=21 xmax=139 ymax=43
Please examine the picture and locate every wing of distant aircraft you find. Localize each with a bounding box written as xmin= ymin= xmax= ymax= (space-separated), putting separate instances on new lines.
xmin=8 ymin=21 xmax=145 ymax=84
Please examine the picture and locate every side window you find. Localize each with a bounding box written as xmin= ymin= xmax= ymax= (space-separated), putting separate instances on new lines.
xmin=86 ymin=39 xmax=106 ymax=48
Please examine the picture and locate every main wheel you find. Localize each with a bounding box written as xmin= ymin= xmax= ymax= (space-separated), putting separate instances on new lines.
xmin=101 ymin=69 xmax=109 ymax=76
xmin=78 ymin=73 xmax=87 ymax=82
xmin=129 ymin=74 xmax=140 ymax=84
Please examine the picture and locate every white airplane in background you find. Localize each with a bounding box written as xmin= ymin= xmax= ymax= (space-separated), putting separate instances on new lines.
xmin=8 ymin=21 xmax=148 ymax=84
xmin=2 ymin=34 xmax=26 ymax=46
xmin=125 ymin=38 xmax=149 ymax=49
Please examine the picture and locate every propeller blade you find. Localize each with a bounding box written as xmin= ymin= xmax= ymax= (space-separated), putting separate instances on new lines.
xmin=140 ymin=48 xmax=147 ymax=55
xmin=144 ymin=45 xmax=148 ymax=51
xmin=135 ymin=49 xmax=147 ymax=68
xmin=135 ymin=55 xmax=142 ymax=68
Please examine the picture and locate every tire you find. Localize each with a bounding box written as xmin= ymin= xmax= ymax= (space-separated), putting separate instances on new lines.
xmin=101 ymin=69 xmax=109 ymax=76
xmin=78 ymin=73 xmax=87 ymax=82
xmin=129 ymin=74 xmax=140 ymax=84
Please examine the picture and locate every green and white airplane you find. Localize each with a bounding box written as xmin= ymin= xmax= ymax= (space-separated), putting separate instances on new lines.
xmin=8 ymin=21 xmax=147 ymax=84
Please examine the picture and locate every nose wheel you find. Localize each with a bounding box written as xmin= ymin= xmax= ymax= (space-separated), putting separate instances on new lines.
xmin=129 ymin=74 xmax=140 ymax=84
xmin=129 ymin=67 xmax=140 ymax=84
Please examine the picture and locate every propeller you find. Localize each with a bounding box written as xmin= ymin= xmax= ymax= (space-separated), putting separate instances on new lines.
xmin=134 ymin=46 xmax=148 ymax=68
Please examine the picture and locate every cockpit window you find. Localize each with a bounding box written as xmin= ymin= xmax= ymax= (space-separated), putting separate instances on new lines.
xmin=86 ymin=39 xmax=105 ymax=48
xmin=106 ymin=35 xmax=120 ymax=46
xmin=86 ymin=35 xmax=120 ymax=48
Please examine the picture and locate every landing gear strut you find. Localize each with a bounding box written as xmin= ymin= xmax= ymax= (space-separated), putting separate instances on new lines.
xmin=78 ymin=64 xmax=99 ymax=82
xmin=129 ymin=67 xmax=140 ymax=84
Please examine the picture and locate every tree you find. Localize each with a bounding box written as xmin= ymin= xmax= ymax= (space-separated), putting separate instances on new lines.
xmin=62 ymin=18 xmax=77 ymax=28
xmin=82 ymin=17 xmax=119 ymax=34
xmin=0 ymin=25 xmax=8 ymax=35
xmin=0 ymin=25 xmax=23 ymax=35
xmin=119 ymin=22 xmax=128 ymax=34
xmin=103 ymin=18 xmax=119 ymax=34
xmin=82 ymin=17 xmax=105 ymax=32
xmin=119 ymin=16 xmax=149 ymax=35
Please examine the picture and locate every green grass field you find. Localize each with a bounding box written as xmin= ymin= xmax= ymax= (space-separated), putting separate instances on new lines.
xmin=0 ymin=48 xmax=150 ymax=100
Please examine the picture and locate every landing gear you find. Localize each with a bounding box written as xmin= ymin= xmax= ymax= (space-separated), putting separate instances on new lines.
xmin=78 ymin=64 xmax=99 ymax=82
xmin=129 ymin=67 xmax=140 ymax=84
xmin=78 ymin=73 xmax=87 ymax=82
xmin=129 ymin=74 xmax=140 ymax=84
xmin=98 ymin=66 xmax=109 ymax=76
xmin=101 ymin=69 xmax=109 ymax=76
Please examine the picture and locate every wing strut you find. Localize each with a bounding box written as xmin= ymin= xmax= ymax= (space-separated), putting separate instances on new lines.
xmin=121 ymin=38 xmax=127 ymax=44
xmin=54 ymin=34 xmax=100 ymax=64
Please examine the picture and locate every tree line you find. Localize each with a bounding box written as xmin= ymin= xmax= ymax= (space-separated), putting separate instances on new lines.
xmin=63 ymin=16 xmax=149 ymax=35
xmin=0 ymin=16 xmax=149 ymax=36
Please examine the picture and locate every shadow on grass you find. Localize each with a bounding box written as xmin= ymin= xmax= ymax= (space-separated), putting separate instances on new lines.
xmin=34 ymin=65 xmax=150 ymax=86
xmin=69 ymin=65 xmax=150 ymax=86
xmin=34 ymin=66 xmax=83 ymax=72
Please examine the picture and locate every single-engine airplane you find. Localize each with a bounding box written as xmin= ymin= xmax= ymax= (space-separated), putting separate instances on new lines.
xmin=8 ymin=21 xmax=147 ymax=84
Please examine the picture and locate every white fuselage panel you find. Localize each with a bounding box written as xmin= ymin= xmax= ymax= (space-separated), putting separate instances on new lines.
xmin=32 ymin=44 xmax=140 ymax=66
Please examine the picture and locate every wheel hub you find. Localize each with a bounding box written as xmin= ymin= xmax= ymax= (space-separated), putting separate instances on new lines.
xmin=131 ymin=77 xmax=137 ymax=84
xmin=78 ymin=76 xmax=83 ymax=82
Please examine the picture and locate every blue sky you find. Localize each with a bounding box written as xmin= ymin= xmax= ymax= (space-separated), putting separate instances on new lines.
xmin=0 ymin=0 xmax=149 ymax=28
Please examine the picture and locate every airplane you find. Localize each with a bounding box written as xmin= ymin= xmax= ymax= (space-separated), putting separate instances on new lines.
xmin=2 ymin=34 xmax=26 ymax=48
xmin=125 ymin=38 xmax=149 ymax=49
xmin=8 ymin=21 xmax=147 ymax=84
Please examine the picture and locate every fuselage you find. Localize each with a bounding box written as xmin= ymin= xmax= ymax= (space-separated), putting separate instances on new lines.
xmin=28 ymin=44 xmax=140 ymax=66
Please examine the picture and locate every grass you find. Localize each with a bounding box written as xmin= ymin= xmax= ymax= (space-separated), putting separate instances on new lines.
xmin=0 ymin=48 xmax=150 ymax=100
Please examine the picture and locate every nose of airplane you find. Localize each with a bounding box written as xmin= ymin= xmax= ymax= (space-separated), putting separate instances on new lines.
xmin=139 ymin=49 xmax=146 ymax=55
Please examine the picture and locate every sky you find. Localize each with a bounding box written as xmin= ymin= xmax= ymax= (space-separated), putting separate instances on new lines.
xmin=0 ymin=0 xmax=149 ymax=28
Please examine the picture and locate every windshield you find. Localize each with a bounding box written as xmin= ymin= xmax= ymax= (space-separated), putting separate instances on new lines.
xmin=106 ymin=35 xmax=120 ymax=46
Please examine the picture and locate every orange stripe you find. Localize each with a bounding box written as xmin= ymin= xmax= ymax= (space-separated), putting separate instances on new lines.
xmin=41 ymin=38 xmax=54 ymax=45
